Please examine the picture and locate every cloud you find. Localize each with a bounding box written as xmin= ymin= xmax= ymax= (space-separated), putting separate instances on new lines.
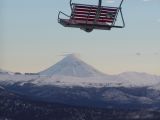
xmin=154 ymin=52 xmax=159 ymax=55
xmin=59 ymin=52 xmax=81 ymax=57
xmin=106 ymin=0 xmax=115 ymax=3
xmin=143 ymin=0 xmax=152 ymax=2
xmin=136 ymin=52 xmax=142 ymax=56
xmin=142 ymin=0 xmax=159 ymax=2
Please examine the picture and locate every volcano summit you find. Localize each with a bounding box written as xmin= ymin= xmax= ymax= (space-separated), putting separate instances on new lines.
xmin=39 ymin=54 xmax=105 ymax=77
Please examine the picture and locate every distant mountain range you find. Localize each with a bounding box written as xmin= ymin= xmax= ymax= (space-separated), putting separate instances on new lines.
xmin=0 ymin=54 xmax=160 ymax=109
xmin=0 ymin=69 xmax=14 ymax=75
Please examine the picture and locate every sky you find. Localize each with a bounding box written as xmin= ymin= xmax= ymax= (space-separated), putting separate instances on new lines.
xmin=0 ymin=0 xmax=160 ymax=75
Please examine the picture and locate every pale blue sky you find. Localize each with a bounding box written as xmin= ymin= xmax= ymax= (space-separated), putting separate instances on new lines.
xmin=0 ymin=0 xmax=160 ymax=75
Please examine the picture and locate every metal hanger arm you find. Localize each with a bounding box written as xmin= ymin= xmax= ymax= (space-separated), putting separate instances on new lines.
xmin=93 ymin=0 xmax=102 ymax=25
xmin=119 ymin=0 xmax=124 ymax=8
xmin=98 ymin=0 xmax=102 ymax=7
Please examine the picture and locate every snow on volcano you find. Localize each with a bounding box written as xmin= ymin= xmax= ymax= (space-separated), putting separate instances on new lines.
xmin=39 ymin=54 xmax=106 ymax=77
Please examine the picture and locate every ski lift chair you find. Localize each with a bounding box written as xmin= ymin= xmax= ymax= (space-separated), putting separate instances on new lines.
xmin=58 ymin=0 xmax=125 ymax=32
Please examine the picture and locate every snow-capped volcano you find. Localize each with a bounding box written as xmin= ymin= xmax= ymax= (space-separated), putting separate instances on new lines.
xmin=36 ymin=55 xmax=160 ymax=87
xmin=39 ymin=54 xmax=105 ymax=77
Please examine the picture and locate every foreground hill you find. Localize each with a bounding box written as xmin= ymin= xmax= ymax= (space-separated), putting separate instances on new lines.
xmin=1 ymin=87 xmax=160 ymax=120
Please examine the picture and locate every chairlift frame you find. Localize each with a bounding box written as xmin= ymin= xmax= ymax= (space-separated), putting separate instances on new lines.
xmin=58 ymin=0 xmax=125 ymax=32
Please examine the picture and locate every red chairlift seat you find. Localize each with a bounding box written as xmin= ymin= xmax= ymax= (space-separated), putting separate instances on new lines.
xmin=58 ymin=0 xmax=125 ymax=32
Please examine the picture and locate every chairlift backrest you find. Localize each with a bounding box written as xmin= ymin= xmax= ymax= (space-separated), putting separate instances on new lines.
xmin=58 ymin=0 xmax=125 ymax=32
xmin=71 ymin=4 xmax=118 ymax=24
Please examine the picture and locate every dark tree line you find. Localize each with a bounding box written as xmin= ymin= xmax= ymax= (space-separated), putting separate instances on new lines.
xmin=1 ymin=89 xmax=160 ymax=120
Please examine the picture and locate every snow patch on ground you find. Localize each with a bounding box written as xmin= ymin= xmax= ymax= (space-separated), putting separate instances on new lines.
xmin=0 ymin=85 xmax=4 ymax=90
xmin=149 ymin=83 xmax=160 ymax=90
xmin=1 ymin=73 xmax=160 ymax=89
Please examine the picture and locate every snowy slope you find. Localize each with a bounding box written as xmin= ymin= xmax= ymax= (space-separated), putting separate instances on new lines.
xmin=39 ymin=54 xmax=106 ymax=77
xmin=1 ymin=72 xmax=160 ymax=88
xmin=149 ymin=83 xmax=160 ymax=90
xmin=29 ymin=73 xmax=160 ymax=88
xmin=30 ymin=75 xmax=121 ymax=87
xmin=116 ymin=72 xmax=160 ymax=87
xmin=0 ymin=74 xmax=39 ymax=86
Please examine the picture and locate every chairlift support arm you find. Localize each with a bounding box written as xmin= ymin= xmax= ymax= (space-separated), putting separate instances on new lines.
xmin=120 ymin=0 xmax=124 ymax=8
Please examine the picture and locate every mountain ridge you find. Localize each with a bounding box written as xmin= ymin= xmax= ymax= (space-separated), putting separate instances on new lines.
xmin=0 ymin=54 xmax=160 ymax=88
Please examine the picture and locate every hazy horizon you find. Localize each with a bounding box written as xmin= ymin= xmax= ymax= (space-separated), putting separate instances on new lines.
xmin=1 ymin=54 xmax=160 ymax=76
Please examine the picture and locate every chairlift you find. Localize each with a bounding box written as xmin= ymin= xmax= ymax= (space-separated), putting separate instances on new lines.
xmin=58 ymin=0 xmax=125 ymax=32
